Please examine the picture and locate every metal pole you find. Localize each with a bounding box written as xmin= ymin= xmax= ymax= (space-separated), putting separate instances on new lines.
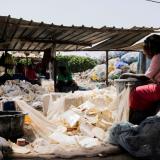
xmin=106 ymin=51 xmax=109 ymax=86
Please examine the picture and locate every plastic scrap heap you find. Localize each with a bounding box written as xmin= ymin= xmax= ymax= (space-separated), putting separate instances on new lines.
xmin=0 ymin=80 xmax=129 ymax=158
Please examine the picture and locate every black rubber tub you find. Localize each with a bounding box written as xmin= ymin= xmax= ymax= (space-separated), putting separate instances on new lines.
xmin=0 ymin=111 xmax=25 ymax=141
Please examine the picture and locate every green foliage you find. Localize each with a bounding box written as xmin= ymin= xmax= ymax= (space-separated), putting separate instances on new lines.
xmin=56 ymin=55 xmax=97 ymax=73
xmin=17 ymin=58 xmax=32 ymax=65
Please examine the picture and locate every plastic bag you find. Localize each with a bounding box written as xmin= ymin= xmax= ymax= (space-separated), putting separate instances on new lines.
xmin=130 ymin=62 xmax=138 ymax=73
xmin=108 ymin=51 xmax=126 ymax=59
xmin=121 ymin=52 xmax=139 ymax=64
xmin=15 ymin=99 xmax=57 ymax=140
xmin=115 ymin=61 xmax=129 ymax=70
xmin=90 ymin=64 xmax=106 ymax=81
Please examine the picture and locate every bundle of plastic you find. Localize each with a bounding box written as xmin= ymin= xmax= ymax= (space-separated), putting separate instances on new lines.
xmin=121 ymin=52 xmax=139 ymax=64
xmin=130 ymin=62 xmax=138 ymax=73
xmin=90 ymin=64 xmax=106 ymax=81
xmin=0 ymin=80 xmax=47 ymax=110
xmin=108 ymin=51 xmax=126 ymax=59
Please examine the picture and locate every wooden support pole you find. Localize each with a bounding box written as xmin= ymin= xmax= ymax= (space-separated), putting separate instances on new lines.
xmin=50 ymin=44 xmax=57 ymax=91
xmin=106 ymin=51 xmax=109 ymax=86
xmin=43 ymin=46 xmax=56 ymax=90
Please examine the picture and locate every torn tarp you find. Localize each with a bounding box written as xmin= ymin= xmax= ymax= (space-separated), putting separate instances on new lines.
xmin=108 ymin=115 xmax=160 ymax=158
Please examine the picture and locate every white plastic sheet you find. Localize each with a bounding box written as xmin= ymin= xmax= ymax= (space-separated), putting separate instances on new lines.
xmin=14 ymin=85 xmax=130 ymax=156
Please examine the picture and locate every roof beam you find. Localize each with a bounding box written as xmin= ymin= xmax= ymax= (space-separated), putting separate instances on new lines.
xmin=13 ymin=20 xmax=33 ymax=50
xmin=0 ymin=18 xmax=156 ymax=33
xmin=1 ymin=15 xmax=10 ymax=41
xmin=33 ymin=23 xmax=54 ymax=50
xmin=19 ymin=38 xmax=91 ymax=46
xmin=26 ymin=22 xmax=44 ymax=50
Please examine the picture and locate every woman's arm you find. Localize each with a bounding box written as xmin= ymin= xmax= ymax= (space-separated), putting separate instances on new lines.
xmin=120 ymin=73 xmax=150 ymax=81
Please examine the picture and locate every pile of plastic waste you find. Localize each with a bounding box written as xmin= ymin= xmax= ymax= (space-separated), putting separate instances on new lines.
xmin=0 ymin=80 xmax=130 ymax=157
xmin=89 ymin=51 xmax=139 ymax=81
xmin=0 ymin=80 xmax=54 ymax=110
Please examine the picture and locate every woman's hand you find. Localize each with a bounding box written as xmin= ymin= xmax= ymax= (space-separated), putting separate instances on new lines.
xmin=120 ymin=73 xmax=135 ymax=79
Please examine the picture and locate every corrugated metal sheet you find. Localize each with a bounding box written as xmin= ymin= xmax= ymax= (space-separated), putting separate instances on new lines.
xmin=88 ymin=33 xmax=147 ymax=51
xmin=0 ymin=16 xmax=156 ymax=51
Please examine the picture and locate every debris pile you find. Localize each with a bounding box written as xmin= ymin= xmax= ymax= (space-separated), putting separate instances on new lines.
xmin=1 ymin=81 xmax=129 ymax=157
xmin=73 ymin=52 xmax=139 ymax=87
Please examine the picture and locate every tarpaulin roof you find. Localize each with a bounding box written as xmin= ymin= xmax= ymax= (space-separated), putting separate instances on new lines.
xmin=0 ymin=15 xmax=156 ymax=51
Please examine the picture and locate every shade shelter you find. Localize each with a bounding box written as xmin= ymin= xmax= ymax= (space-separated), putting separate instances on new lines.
xmin=0 ymin=15 xmax=157 ymax=86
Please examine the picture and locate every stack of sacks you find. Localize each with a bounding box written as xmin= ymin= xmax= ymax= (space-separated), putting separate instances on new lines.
xmin=89 ymin=58 xmax=120 ymax=81
xmin=120 ymin=52 xmax=139 ymax=73
xmin=109 ymin=52 xmax=139 ymax=80
xmin=89 ymin=51 xmax=139 ymax=81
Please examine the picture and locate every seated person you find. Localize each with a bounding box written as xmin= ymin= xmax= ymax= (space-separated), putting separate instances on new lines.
xmin=25 ymin=64 xmax=38 ymax=84
xmin=0 ymin=72 xmax=12 ymax=85
xmin=0 ymin=65 xmax=14 ymax=85
xmin=120 ymin=34 xmax=160 ymax=124
xmin=56 ymin=66 xmax=78 ymax=92
xmin=13 ymin=63 xmax=26 ymax=80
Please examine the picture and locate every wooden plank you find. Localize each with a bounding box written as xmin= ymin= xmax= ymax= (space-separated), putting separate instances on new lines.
xmin=1 ymin=15 xmax=10 ymax=40
xmin=0 ymin=16 xmax=155 ymax=34
xmin=60 ymin=30 xmax=84 ymax=41
xmin=99 ymin=33 xmax=148 ymax=51
xmin=67 ymin=45 xmax=84 ymax=51
xmin=51 ymin=46 xmax=57 ymax=90
xmin=62 ymin=44 xmax=74 ymax=51
xmin=77 ymin=32 xmax=101 ymax=41
xmin=39 ymin=24 xmax=58 ymax=50
xmin=34 ymin=42 xmax=46 ymax=50
xmin=68 ymin=31 xmax=93 ymax=41
xmin=57 ymin=44 xmax=68 ymax=51
xmin=19 ymin=38 xmax=91 ymax=46
xmin=111 ymin=33 xmax=149 ymax=49
xmin=9 ymin=18 xmax=22 ymax=41
xmin=19 ymin=42 xmax=29 ymax=50
xmin=28 ymin=42 xmax=39 ymax=50
xmin=13 ymin=20 xmax=33 ymax=50
xmin=33 ymin=23 xmax=55 ymax=50
xmin=56 ymin=30 xmax=75 ymax=40
xmin=90 ymin=33 xmax=117 ymax=44
xmin=91 ymin=33 xmax=131 ymax=50
xmin=26 ymin=22 xmax=44 ymax=50
xmin=43 ymin=43 xmax=53 ymax=50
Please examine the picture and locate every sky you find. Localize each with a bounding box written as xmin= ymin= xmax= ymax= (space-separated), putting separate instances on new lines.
xmin=0 ymin=0 xmax=160 ymax=28
xmin=0 ymin=0 xmax=160 ymax=58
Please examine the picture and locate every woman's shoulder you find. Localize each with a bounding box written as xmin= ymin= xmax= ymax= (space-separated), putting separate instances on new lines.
xmin=151 ymin=54 xmax=160 ymax=61
xmin=154 ymin=53 xmax=160 ymax=58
